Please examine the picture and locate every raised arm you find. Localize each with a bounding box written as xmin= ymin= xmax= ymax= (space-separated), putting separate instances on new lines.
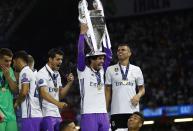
xmin=77 ymin=24 xmax=88 ymax=71
xmin=59 ymin=73 xmax=74 ymax=100
xmin=103 ymin=42 xmax=112 ymax=71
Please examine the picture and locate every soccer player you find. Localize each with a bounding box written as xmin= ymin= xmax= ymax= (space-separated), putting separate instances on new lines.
xmin=28 ymin=54 xmax=37 ymax=74
xmin=36 ymin=48 xmax=74 ymax=131
xmin=77 ymin=24 xmax=112 ymax=131
xmin=0 ymin=48 xmax=18 ymax=131
xmin=105 ymin=44 xmax=145 ymax=131
xmin=59 ymin=120 xmax=77 ymax=131
xmin=127 ymin=112 xmax=144 ymax=131
xmin=13 ymin=51 xmax=43 ymax=131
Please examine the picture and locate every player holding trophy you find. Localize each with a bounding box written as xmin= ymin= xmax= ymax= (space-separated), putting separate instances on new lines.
xmin=77 ymin=0 xmax=112 ymax=130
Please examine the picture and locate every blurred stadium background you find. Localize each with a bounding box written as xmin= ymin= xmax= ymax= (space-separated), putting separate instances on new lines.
xmin=1 ymin=0 xmax=193 ymax=130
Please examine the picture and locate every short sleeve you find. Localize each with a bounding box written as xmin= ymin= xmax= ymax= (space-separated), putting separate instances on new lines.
xmin=20 ymin=71 xmax=30 ymax=84
xmin=36 ymin=72 xmax=47 ymax=87
xmin=105 ymin=67 xmax=112 ymax=85
xmin=77 ymin=66 xmax=87 ymax=79
xmin=135 ymin=67 xmax=144 ymax=86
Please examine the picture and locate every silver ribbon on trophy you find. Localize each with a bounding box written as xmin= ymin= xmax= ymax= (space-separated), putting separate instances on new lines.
xmin=78 ymin=0 xmax=111 ymax=51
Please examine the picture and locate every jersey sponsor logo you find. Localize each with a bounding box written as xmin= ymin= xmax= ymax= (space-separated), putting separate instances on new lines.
xmin=90 ymin=82 xmax=97 ymax=87
xmin=115 ymin=81 xmax=134 ymax=86
xmin=90 ymin=82 xmax=104 ymax=87
xmin=48 ymin=87 xmax=58 ymax=92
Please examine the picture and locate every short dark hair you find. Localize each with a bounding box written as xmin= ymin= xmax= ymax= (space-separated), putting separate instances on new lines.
xmin=28 ymin=55 xmax=35 ymax=65
xmin=59 ymin=120 xmax=74 ymax=131
xmin=48 ymin=48 xmax=64 ymax=59
xmin=118 ymin=43 xmax=129 ymax=47
xmin=117 ymin=43 xmax=132 ymax=54
xmin=13 ymin=50 xmax=29 ymax=63
xmin=87 ymin=55 xmax=99 ymax=60
xmin=118 ymin=43 xmax=131 ymax=49
xmin=86 ymin=55 xmax=105 ymax=65
xmin=133 ymin=112 xmax=144 ymax=124
xmin=0 ymin=48 xmax=13 ymax=58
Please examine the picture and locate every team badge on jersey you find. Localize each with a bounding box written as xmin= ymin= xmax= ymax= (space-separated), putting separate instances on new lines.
xmin=111 ymin=121 xmax=116 ymax=127
xmin=114 ymin=67 xmax=119 ymax=72
xmin=21 ymin=73 xmax=29 ymax=83
xmin=22 ymin=73 xmax=26 ymax=78
xmin=38 ymin=79 xmax=44 ymax=85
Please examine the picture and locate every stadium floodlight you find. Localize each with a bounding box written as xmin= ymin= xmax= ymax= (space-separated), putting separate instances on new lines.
xmin=143 ymin=121 xmax=154 ymax=125
xmin=174 ymin=118 xmax=193 ymax=123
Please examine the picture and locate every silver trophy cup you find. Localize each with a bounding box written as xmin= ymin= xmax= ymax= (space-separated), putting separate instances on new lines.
xmin=78 ymin=0 xmax=111 ymax=52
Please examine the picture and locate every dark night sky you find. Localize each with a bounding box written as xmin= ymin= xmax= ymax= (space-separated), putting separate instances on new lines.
xmin=9 ymin=0 xmax=80 ymax=69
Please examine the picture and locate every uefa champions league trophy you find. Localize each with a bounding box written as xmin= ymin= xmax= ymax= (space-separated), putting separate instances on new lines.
xmin=78 ymin=0 xmax=111 ymax=52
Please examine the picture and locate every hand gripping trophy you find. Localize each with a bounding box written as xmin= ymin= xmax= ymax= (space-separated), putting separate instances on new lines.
xmin=78 ymin=0 xmax=111 ymax=52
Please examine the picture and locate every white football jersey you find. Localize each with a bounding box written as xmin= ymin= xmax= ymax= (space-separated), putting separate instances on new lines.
xmin=19 ymin=66 xmax=42 ymax=118
xmin=36 ymin=64 xmax=62 ymax=117
xmin=77 ymin=66 xmax=107 ymax=114
xmin=105 ymin=64 xmax=144 ymax=115
xmin=33 ymin=69 xmax=37 ymax=76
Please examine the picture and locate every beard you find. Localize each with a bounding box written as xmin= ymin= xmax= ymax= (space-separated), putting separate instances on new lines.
xmin=53 ymin=64 xmax=61 ymax=71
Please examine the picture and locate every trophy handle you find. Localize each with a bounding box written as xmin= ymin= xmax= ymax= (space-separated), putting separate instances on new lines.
xmin=103 ymin=25 xmax=111 ymax=49
xmin=82 ymin=0 xmax=98 ymax=51
xmin=78 ymin=0 xmax=87 ymax=24
xmin=84 ymin=34 xmax=95 ymax=51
